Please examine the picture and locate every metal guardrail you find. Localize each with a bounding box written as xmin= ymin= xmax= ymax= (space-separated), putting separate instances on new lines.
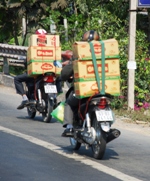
xmin=0 ymin=43 xmax=28 ymax=60
xmin=0 ymin=58 xmax=25 ymax=67
xmin=0 ymin=43 xmax=28 ymax=72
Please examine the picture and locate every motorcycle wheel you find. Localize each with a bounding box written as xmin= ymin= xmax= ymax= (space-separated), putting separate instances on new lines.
xmin=24 ymin=83 xmax=36 ymax=119
xmin=42 ymin=99 xmax=53 ymax=123
xmin=91 ymin=115 xmax=106 ymax=159
xmin=27 ymin=106 xmax=36 ymax=119
xmin=70 ymin=138 xmax=81 ymax=150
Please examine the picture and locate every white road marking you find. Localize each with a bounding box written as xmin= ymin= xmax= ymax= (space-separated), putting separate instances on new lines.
xmin=0 ymin=125 xmax=142 ymax=181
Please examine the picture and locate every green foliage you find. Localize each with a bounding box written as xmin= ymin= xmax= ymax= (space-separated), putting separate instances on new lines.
xmin=112 ymin=30 xmax=150 ymax=111
xmin=0 ymin=0 xmax=50 ymax=44
xmin=10 ymin=66 xmax=25 ymax=75
xmin=134 ymin=31 xmax=150 ymax=108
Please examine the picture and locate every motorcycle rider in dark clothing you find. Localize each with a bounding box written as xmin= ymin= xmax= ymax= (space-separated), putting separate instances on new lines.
xmin=14 ymin=72 xmax=34 ymax=109
xmin=14 ymin=72 xmax=63 ymax=109
xmin=14 ymin=29 xmax=48 ymax=109
xmin=61 ymin=30 xmax=100 ymax=137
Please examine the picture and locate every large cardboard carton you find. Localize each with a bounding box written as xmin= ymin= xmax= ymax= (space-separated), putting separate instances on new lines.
xmin=27 ymin=61 xmax=62 ymax=77
xmin=73 ymin=59 xmax=120 ymax=81
xmin=27 ymin=46 xmax=61 ymax=62
xmin=27 ymin=58 xmax=62 ymax=77
xmin=28 ymin=34 xmax=60 ymax=47
xmin=74 ymin=79 xmax=120 ymax=99
xmin=72 ymin=39 xmax=119 ymax=60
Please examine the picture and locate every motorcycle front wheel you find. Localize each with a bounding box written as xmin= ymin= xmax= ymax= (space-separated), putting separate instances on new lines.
xmin=42 ymin=98 xmax=53 ymax=123
xmin=70 ymin=138 xmax=81 ymax=150
xmin=91 ymin=115 xmax=106 ymax=159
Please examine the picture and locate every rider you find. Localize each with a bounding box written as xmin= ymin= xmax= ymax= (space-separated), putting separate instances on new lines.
xmin=14 ymin=72 xmax=34 ymax=109
xmin=14 ymin=28 xmax=63 ymax=109
xmin=61 ymin=30 xmax=100 ymax=137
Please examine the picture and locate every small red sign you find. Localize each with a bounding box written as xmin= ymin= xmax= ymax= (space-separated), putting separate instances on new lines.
xmin=87 ymin=64 xmax=109 ymax=74
xmin=41 ymin=63 xmax=53 ymax=70
xmin=37 ymin=50 xmax=53 ymax=57
xmin=93 ymin=44 xmax=101 ymax=54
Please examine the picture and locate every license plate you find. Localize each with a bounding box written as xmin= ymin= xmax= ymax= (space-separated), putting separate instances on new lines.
xmin=95 ymin=110 xmax=114 ymax=121
xmin=44 ymin=85 xmax=57 ymax=93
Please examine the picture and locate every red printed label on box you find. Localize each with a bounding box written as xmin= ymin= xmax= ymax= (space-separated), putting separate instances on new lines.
xmin=37 ymin=50 xmax=53 ymax=57
xmin=50 ymin=36 xmax=57 ymax=46
xmin=41 ymin=63 xmax=54 ymax=70
xmin=37 ymin=35 xmax=47 ymax=46
xmin=87 ymin=64 xmax=109 ymax=74
xmin=93 ymin=44 xmax=102 ymax=54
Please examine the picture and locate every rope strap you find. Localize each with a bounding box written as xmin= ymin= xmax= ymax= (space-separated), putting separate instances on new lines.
xmin=89 ymin=41 xmax=105 ymax=95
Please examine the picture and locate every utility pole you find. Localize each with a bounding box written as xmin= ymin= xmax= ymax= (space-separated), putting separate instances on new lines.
xmin=50 ymin=16 xmax=56 ymax=34
xmin=64 ymin=19 xmax=68 ymax=42
xmin=22 ymin=17 xmax=26 ymax=38
xmin=127 ymin=0 xmax=137 ymax=110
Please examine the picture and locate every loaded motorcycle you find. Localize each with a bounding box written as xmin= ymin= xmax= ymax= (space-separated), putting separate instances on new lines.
xmin=53 ymin=60 xmax=121 ymax=159
xmin=24 ymin=51 xmax=72 ymax=123
xmin=25 ymin=70 xmax=61 ymax=123
xmin=69 ymin=91 xmax=121 ymax=159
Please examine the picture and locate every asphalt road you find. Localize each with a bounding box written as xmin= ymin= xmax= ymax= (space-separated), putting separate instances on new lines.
xmin=0 ymin=84 xmax=150 ymax=181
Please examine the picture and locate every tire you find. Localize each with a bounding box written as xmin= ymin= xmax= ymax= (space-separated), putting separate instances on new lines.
xmin=24 ymin=83 xmax=36 ymax=119
xmin=42 ymin=98 xmax=53 ymax=123
xmin=70 ymin=137 xmax=81 ymax=150
xmin=91 ymin=115 xmax=106 ymax=159
xmin=27 ymin=106 xmax=36 ymax=119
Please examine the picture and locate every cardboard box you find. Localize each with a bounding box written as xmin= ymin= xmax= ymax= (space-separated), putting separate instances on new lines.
xmin=27 ymin=46 xmax=61 ymax=62
xmin=72 ymin=39 xmax=119 ymax=60
xmin=74 ymin=79 xmax=120 ymax=99
xmin=27 ymin=61 xmax=62 ymax=77
xmin=28 ymin=34 xmax=60 ymax=47
xmin=73 ymin=59 xmax=120 ymax=81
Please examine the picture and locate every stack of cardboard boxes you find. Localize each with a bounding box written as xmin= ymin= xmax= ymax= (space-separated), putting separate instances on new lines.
xmin=27 ymin=34 xmax=61 ymax=77
xmin=72 ymin=39 xmax=120 ymax=98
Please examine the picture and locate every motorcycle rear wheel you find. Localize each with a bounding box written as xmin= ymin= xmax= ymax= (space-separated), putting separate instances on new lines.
xmin=42 ymin=99 xmax=53 ymax=123
xmin=70 ymin=138 xmax=81 ymax=150
xmin=27 ymin=107 xmax=36 ymax=119
xmin=91 ymin=116 xmax=106 ymax=159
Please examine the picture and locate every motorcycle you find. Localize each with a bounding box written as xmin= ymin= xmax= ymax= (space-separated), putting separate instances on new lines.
xmin=53 ymin=60 xmax=121 ymax=159
xmin=24 ymin=71 xmax=59 ymax=123
xmin=69 ymin=92 xmax=121 ymax=159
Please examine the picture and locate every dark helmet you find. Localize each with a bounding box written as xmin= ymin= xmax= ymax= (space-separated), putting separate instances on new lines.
xmin=82 ymin=30 xmax=100 ymax=41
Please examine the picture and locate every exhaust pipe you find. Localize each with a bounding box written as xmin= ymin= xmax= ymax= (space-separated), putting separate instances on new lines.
xmin=106 ymin=129 xmax=121 ymax=143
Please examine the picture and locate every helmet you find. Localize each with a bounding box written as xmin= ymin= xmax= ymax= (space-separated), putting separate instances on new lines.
xmin=82 ymin=30 xmax=100 ymax=41
xmin=35 ymin=29 xmax=47 ymax=35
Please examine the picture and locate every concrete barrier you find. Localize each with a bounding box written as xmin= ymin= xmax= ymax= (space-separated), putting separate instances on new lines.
xmin=0 ymin=73 xmax=15 ymax=88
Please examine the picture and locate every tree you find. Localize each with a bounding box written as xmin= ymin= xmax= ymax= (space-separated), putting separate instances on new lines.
xmin=0 ymin=0 xmax=50 ymax=45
